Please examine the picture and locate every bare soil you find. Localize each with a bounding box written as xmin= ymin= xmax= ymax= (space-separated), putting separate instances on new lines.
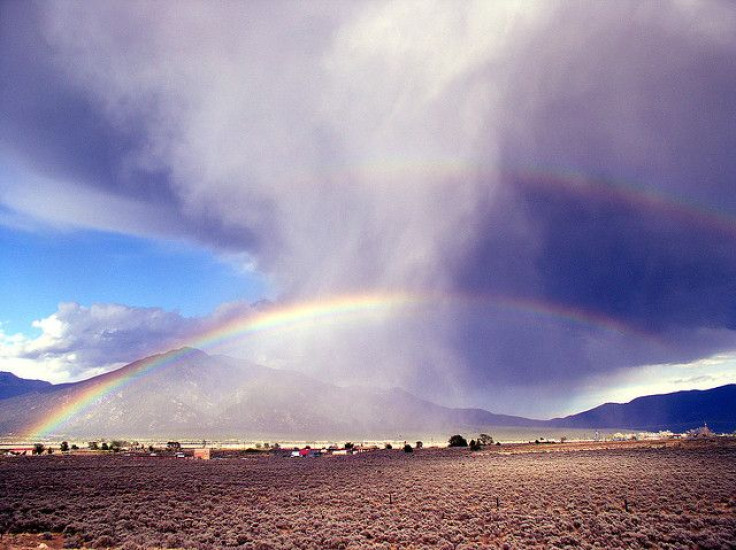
xmin=1 ymin=439 xmax=734 ymax=549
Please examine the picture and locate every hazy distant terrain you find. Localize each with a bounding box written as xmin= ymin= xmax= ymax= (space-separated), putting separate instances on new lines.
xmin=0 ymin=349 xmax=734 ymax=439
xmin=0 ymin=349 xmax=541 ymax=439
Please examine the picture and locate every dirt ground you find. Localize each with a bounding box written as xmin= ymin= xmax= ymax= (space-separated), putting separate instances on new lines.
xmin=0 ymin=532 xmax=64 ymax=550
xmin=1 ymin=438 xmax=734 ymax=549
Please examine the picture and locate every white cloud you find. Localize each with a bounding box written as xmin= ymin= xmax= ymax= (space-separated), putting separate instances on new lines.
xmin=0 ymin=303 xmax=199 ymax=382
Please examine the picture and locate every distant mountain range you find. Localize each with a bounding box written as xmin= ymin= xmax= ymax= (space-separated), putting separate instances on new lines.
xmin=0 ymin=348 xmax=539 ymax=439
xmin=0 ymin=371 xmax=53 ymax=400
xmin=549 ymin=384 xmax=736 ymax=433
xmin=0 ymin=348 xmax=734 ymax=438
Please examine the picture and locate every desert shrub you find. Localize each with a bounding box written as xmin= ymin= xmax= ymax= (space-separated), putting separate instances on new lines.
xmin=92 ymin=534 xmax=116 ymax=547
xmin=1 ymin=442 xmax=734 ymax=549
xmin=63 ymin=534 xmax=85 ymax=549
xmin=448 ymin=435 xmax=468 ymax=447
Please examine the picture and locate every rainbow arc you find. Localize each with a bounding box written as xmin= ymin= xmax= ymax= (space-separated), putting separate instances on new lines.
xmin=26 ymin=290 xmax=659 ymax=439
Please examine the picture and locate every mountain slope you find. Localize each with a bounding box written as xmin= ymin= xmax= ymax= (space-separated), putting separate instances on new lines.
xmin=0 ymin=348 xmax=539 ymax=439
xmin=0 ymin=371 xmax=53 ymax=400
xmin=550 ymin=385 xmax=736 ymax=432
xmin=2 ymin=349 xmax=734 ymax=438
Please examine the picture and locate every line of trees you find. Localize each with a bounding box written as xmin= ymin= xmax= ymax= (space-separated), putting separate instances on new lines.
xmin=448 ymin=433 xmax=496 ymax=450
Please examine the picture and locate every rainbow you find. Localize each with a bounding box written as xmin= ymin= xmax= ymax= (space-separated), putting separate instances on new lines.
xmin=509 ymin=169 xmax=736 ymax=236
xmin=24 ymin=347 xmax=198 ymax=440
xmin=31 ymin=160 xmax=716 ymax=439
xmin=26 ymin=290 xmax=660 ymax=439
xmin=309 ymin=160 xmax=736 ymax=236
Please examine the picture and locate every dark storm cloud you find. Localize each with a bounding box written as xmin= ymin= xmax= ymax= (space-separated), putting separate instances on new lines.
xmin=456 ymin=176 xmax=736 ymax=333
xmin=448 ymin=1 xmax=736 ymax=381
xmin=0 ymin=2 xmax=261 ymax=251
xmin=1 ymin=1 xmax=736 ymax=414
xmin=425 ymin=1 xmax=736 ymax=412
xmin=0 ymin=3 xmax=165 ymax=200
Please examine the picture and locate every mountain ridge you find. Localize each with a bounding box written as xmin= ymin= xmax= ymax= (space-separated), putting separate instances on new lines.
xmin=549 ymin=384 xmax=736 ymax=433
xmin=0 ymin=371 xmax=53 ymax=400
xmin=1 ymin=349 xmax=734 ymax=437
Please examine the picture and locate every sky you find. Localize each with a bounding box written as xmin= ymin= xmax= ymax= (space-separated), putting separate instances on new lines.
xmin=1 ymin=0 xmax=736 ymax=418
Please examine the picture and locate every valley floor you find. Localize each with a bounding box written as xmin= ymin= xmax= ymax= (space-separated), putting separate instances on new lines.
xmin=1 ymin=440 xmax=735 ymax=549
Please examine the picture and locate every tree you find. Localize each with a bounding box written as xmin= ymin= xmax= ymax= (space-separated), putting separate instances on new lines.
xmin=403 ymin=444 xmax=413 ymax=453
xmin=415 ymin=441 xmax=423 ymax=449
xmin=71 ymin=444 xmax=79 ymax=450
xmin=469 ymin=439 xmax=482 ymax=451
xmin=110 ymin=441 xmax=123 ymax=452
xmin=33 ymin=443 xmax=45 ymax=455
xmin=448 ymin=435 xmax=468 ymax=447
xmin=88 ymin=441 xmax=99 ymax=451
xmin=478 ymin=433 xmax=494 ymax=446
xmin=384 ymin=443 xmax=393 ymax=450
xmin=60 ymin=441 xmax=69 ymax=452
xmin=100 ymin=442 xmax=109 ymax=451
xmin=344 ymin=442 xmax=354 ymax=450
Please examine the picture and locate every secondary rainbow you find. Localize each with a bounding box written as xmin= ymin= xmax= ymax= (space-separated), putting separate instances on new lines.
xmin=26 ymin=290 xmax=658 ymax=439
xmin=299 ymin=160 xmax=736 ymax=236
xmin=24 ymin=165 xmax=722 ymax=438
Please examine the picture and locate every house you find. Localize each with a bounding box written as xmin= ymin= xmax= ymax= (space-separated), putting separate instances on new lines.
xmin=3 ymin=447 xmax=34 ymax=456
xmin=687 ymin=423 xmax=714 ymax=438
xmin=193 ymin=448 xmax=211 ymax=460
xmin=291 ymin=448 xmax=321 ymax=458
xmin=330 ymin=449 xmax=352 ymax=456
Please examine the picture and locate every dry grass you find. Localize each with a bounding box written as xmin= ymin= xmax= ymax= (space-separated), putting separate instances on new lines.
xmin=1 ymin=440 xmax=734 ymax=549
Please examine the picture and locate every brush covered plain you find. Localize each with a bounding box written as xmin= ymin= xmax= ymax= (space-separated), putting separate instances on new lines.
xmin=1 ymin=443 xmax=735 ymax=549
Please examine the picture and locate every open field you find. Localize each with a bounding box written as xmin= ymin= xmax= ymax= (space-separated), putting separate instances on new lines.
xmin=1 ymin=440 xmax=735 ymax=549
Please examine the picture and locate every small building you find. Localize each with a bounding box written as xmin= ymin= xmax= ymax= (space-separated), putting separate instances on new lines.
xmin=687 ymin=423 xmax=714 ymax=438
xmin=4 ymin=447 xmax=34 ymax=456
xmin=291 ymin=448 xmax=321 ymax=458
xmin=193 ymin=448 xmax=211 ymax=460
xmin=330 ymin=449 xmax=352 ymax=456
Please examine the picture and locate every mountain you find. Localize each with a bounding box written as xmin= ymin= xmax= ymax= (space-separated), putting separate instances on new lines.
xmin=0 ymin=371 xmax=53 ymax=400
xmin=0 ymin=348 xmax=539 ymax=439
xmin=2 ymin=349 xmax=734 ymax=438
xmin=550 ymin=385 xmax=736 ymax=433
